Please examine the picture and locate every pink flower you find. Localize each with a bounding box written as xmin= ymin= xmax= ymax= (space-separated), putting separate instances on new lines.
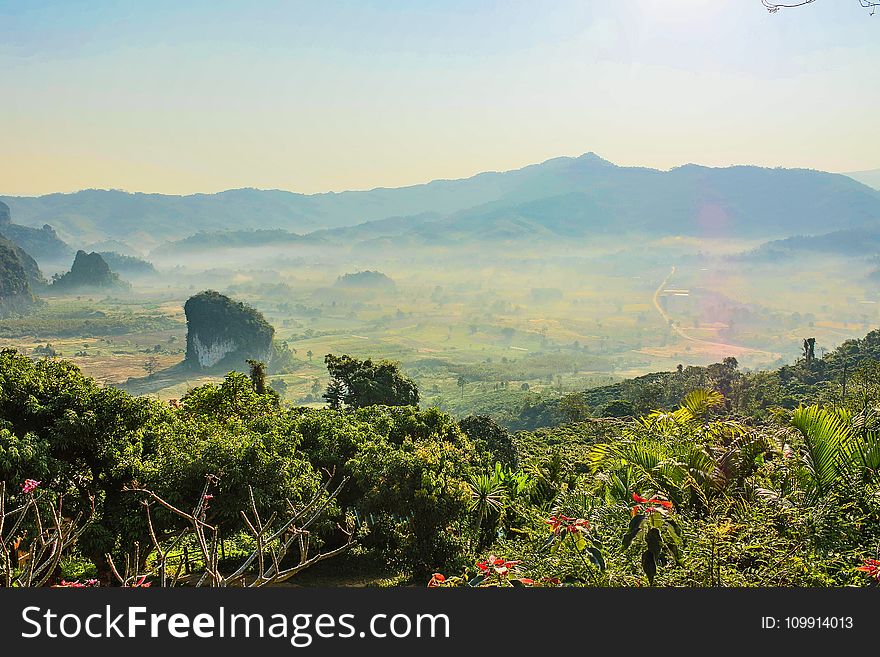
xmin=130 ymin=575 xmax=151 ymax=588
xmin=21 ymin=479 xmax=40 ymax=494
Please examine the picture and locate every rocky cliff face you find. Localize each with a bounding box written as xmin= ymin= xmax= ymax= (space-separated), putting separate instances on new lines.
xmin=0 ymin=238 xmax=40 ymax=317
xmin=0 ymin=200 xmax=71 ymax=263
xmin=183 ymin=290 xmax=274 ymax=370
xmin=0 ymin=233 xmax=45 ymax=289
xmin=51 ymin=250 xmax=127 ymax=291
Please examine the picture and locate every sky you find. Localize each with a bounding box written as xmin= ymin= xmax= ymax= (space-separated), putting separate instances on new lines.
xmin=1 ymin=0 xmax=878 ymax=196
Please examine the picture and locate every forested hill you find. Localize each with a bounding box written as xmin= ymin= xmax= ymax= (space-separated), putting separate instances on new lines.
xmin=4 ymin=154 xmax=879 ymax=248
xmin=514 ymin=328 xmax=880 ymax=431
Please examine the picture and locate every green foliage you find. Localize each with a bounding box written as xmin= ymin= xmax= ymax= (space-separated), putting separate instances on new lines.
xmin=0 ymin=348 xmax=170 ymax=567
xmin=323 ymin=354 xmax=419 ymax=409
xmin=459 ymin=414 xmax=519 ymax=469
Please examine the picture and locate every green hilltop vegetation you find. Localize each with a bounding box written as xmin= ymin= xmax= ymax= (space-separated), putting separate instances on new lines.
xmin=4 ymin=327 xmax=880 ymax=587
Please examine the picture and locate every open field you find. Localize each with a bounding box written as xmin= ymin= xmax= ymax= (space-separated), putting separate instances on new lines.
xmin=1 ymin=238 xmax=877 ymax=423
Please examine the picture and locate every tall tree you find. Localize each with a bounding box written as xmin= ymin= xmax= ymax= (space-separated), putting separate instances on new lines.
xmin=322 ymin=354 xmax=419 ymax=409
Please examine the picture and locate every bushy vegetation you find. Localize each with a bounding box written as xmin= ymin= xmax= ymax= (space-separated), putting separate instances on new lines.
xmin=3 ymin=330 xmax=880 ymax=588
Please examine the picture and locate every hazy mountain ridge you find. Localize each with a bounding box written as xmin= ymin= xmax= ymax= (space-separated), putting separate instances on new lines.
xmin=847 ymin=169 xmax=880 ymax=191
xmin=4 ymin=154 xmax=880 ymax=252
xmin=732 ymin=227 xmax=880 ymax=262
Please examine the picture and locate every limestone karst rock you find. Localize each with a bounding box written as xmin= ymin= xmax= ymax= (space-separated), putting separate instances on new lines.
xmin=51 ymin=250 xmax=127 ymax=291
xmin=0 ymin=200 xmax=71 ymax=262
xmin=0 ymin=237 xmax=41 ymax=317
xmin=0 ymin=233 xmax=46 ymax=289
xmin=183 ymin=290 xmax=275 ymax=370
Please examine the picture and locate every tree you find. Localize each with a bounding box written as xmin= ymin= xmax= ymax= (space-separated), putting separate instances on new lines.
xmin=559 ymin=392 xmax=590 ymax=423
xmin=347 ymin=413 xmax=474 ymax=577
xmin=247 ymin=359 xmax=268 ymax=394
xmin=142 ymin=356 xmax=160 ymax=376
xmin=459 ymin=415 xmax=519 ymax=469
xmin=601 ymin=399 xmax=636 ymax=418
xmin=0 ymin=349 xmax=172 ymax=579
xmin=322 ymin=354 xmax=419 ymax=409
xmin=803 ymin=338 xmax=816 ymax=366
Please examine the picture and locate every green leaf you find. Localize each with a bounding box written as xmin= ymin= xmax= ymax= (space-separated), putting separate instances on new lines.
xmin=641 ymin=550 xmax=657 ymax=585
xmin=468 ymin=575 xmax=486 ymax=587
xmin=623 ymin=514 xmax=645 ymax=548
xmin=645 ymin=527 xmax=662 ymax=560
xmin=664 ymin=518 xmax=682 ymax=544
xmin=586 ymin=546 xmax=606 ymax=571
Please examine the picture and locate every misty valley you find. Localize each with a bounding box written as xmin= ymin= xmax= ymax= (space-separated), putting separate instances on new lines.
xmin=2 ymin=155 xmax=878 ymax=427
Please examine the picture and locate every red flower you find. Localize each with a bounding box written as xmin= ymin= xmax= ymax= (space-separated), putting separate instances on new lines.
xmin=203 ymin=494 xmax=214 ymax=501
xmin=632 ymin=493 xmax=649 ymax=503
xmin=477 ymin=556 xmax=520 ymax=578
xmin=518 ymin=578 xmax=535 ymax=586
xmin=856 ymin=558 xmax=880 ymax=581
xmin=130 ymin=575 xmax=151 ymax=588
xmin=21 ymin=479 xmax=40 ymax=494
xmin=54 ymin=580 xmax=87 ymax=588
xmin=546 ymin=515 xmax=591 ymax=535
xmin=427 ymin=573 xmax=446 ymax=587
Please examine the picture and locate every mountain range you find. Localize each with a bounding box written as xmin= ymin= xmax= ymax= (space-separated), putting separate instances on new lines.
xmin=847 ymin=169 xmax=880 ymax=191
xmin=2 ymin=154 xmax=879 ymax=254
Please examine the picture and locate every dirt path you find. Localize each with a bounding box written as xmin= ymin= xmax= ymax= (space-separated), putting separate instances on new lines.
xmin=651 ymin=266 xmax=776 ymax=358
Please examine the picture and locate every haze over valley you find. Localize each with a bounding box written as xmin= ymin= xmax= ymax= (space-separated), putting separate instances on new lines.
xmin=1 ymin=153 xmax=878 ymax=426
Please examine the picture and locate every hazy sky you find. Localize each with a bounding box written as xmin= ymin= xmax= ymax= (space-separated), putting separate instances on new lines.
xmin=1 ymin=0 xmax=878 ymax=196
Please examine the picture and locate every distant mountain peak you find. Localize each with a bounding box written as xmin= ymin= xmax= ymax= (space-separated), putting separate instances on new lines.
xmin=574 ymin=152 xmax=614 ymax=166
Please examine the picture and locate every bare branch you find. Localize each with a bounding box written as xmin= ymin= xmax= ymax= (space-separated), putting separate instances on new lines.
xmin=763 ymin=0 xmax=878 ymax=13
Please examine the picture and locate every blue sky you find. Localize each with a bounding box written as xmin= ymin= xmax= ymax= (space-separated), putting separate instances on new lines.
xmin=1 ymin=0 xmax=877 ymax=194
